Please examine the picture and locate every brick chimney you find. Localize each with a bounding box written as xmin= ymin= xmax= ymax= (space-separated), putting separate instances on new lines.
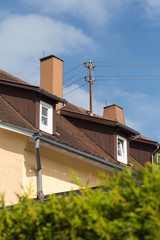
xmin=40 ymin=55 xmax=63 ymax=102
xmin=103 ymin=104 xmax=125 ymax=125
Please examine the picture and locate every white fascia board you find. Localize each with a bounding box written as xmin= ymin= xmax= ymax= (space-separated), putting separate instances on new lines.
xmin=0 ymin=121 xmax=36 ymax=137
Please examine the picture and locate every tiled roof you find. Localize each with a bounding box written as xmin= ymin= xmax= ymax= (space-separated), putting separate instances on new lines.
xmin=0 ymin=69 xmax=29 ymax=85
xmin=0 ymin=95 xmax=117 ymax=163
xmin=138 ymin=134 xmax=156 ymax=143
xmin=63 ymin=102 xmax=102 ymax=118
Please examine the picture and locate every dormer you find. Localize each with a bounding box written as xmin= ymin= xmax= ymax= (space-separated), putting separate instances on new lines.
xmin=0 ymin=55 xmax=66 ymax=135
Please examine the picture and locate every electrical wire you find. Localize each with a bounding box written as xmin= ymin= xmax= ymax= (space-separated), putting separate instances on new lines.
xmin=63 ymin=63 xmax=84 ymax=75
xmin=63 ymin=69 xmax=88 ymax=83
xmin=95 ymin=64 xmax=160 ymax=67
xmin=63 ymin=83 xmax=88 ymax=96
xmin=94 ymin=74 xmax=160 ymax=78
xmin=64 ymin=76 xmax=84 ymax=88
xmin=95 ymin=78 xmax=160 ymax=81
xmin=93 ymin=60 xmax=160 ymax=63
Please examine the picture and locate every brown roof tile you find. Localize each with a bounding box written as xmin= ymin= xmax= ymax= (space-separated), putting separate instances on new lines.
xmin=0 ymin=69 xmax=29 ymax=85
xmin=63 ymin=102 xmax=102 ymax=118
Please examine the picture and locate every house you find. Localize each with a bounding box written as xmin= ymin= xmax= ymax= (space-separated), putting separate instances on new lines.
xmin=0 ymin=55 xmax=158 ymax=205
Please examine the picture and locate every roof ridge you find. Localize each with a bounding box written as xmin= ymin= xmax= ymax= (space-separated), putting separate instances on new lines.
xmin=0 ymin=69 xmax=29 ymax=85
xmin=0 ymin=95 xmax=37 ymax=130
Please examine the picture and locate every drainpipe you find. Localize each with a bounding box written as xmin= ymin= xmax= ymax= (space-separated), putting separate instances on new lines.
xmin=151 ymin=144 xmax=160 ymax=165
xmin=56 ymin=103 xmax=67 ymax=113
xmin=129 ymin=135 xmax=139 ymax=142
xmin=35 ymin=137 xmax=44 ymax=199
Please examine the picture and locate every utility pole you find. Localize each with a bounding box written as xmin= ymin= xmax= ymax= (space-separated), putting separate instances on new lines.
xmin=84 ymin=61 xmax=95 ymax=116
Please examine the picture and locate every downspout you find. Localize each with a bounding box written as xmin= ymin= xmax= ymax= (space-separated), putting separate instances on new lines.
xmin=151 ymin=144 xmax=160 ymax=165
xmin=129 ymin=135 xmax=139 ymax=142
xmin=56 ymin=103 xmax=67 ymax=113
xmin=35 ymin=137 xmax=44 ymax=199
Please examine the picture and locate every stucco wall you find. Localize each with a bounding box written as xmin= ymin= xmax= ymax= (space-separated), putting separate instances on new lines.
xmin=0 ymin=128 xmax=111 ymax=205
xmin=24 ymin=141 xmax=109 ymax=196
xmin=0 ymin=129 xmax=27 ymax=205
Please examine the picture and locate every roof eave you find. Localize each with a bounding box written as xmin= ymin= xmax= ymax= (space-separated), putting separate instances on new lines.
xmin=34 ymin=134 xmax=124 ymax=171
xmin=38 ymin=89 xmax=67 ymax=104
xmin=116 ymin=122 xmax=140 ymax=136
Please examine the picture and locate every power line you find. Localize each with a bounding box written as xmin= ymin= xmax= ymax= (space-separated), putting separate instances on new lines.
xmin=63 ymin=63 xmax=84 ymax=75
xmin=94 ymin=74 xmax=160 ymax=78
xmin=93 ymin=60 xmax=160 ymax=63
xmin=63 ymin=69 xmax=88 ymax=83
xmin=63 ymin=83 xmax=88 ymax=96
xmin=64 ymin=76 xmax=84 ymax=88
xmin=95 ymin=64 xmax=160 ymax=68
xmin=95 ymin=78 xmax=160 ymax=81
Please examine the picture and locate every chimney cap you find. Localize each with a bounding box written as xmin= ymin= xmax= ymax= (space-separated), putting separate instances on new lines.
xmin=40 ymin=54 xmax=63 ymax=62
xmin=103 ymin=104 xmax=123 ymax=110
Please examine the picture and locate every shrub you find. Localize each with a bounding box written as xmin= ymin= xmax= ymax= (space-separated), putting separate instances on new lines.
xmin=0 ymin=164 xmax=160 ymax=239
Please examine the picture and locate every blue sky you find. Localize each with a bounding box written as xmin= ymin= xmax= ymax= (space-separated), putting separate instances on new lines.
xmin=1 ymin=0 xmax=160 ymax=141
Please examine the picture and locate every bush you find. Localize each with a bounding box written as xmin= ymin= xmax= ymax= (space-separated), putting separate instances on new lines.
xmin=1 ymin=164 xmax=160 ymax=239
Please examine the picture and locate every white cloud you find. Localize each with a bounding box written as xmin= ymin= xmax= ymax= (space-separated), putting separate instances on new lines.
xmin=100 ymin=85 xmax=160 ymax=140
xmin=0 ymin=14 xmax=95 ymax=84
xmin=141 ymin=0 xmax=160 ymax=21
xmin=20 ymin=0 xmax=133 ymax=26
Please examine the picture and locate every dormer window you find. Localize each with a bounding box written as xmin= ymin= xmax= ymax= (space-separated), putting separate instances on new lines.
xmin=40 ymin=101 xmax=53 ymax=134
xmin=117 ymin=135 xmax=127 ymax=164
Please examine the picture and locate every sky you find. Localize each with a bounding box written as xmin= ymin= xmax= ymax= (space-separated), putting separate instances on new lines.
xmin=1 ymin=0 xmax=160 ymax=141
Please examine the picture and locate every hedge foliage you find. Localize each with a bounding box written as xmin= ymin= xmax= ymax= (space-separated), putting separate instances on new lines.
xmin=1 ymin=164 xmax=160 ymax=239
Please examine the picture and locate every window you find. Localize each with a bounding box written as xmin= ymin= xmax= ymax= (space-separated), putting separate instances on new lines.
xmin=117 ymin=135 xmax=127 ymax=164
xmin=157 ymin=153 xmax=160 ymax=169
xmin=40 ymin=101 xmax=53 ymax=134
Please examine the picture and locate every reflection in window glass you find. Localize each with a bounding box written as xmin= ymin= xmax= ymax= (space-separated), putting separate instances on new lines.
xmin=42 ymin=107 xmax=48 ymax=117
xmin=42 ymin=116 xmax=48 ymax=126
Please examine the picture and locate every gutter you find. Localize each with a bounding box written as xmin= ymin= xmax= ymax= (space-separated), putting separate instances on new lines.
xmin=0 ymin=121 xmax=37 ymax=137
xmin=116 ymin=122 xmax=140 ymax=136
xmin=37 ymin=89 xmax=67 ymax=104
xmin=35 ymin=134 xmax=124 ymax=171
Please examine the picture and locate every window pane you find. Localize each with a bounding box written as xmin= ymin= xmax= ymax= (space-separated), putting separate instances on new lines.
xmin=118 ymin=139 xmax=123 ymax=157
xmin=42 ymin=116 xmax=48 ymax=126
xmin=42 ymin=106 xmax=48 ymax=117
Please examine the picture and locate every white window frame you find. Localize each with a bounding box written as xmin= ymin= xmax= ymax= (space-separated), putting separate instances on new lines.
xmin=157 ymin=153 xmax=160 ymax=169
xmin=40 ymin=101 xmax=53 ymax=134
xmin=117 ymin=135 xmax=127 ymax=164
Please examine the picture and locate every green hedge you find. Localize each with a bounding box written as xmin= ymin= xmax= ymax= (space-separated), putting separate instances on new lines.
xmin=1 ymin=164 xmax=160 ymax=239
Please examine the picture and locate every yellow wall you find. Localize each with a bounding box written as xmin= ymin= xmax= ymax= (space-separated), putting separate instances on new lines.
xmin=0 ymin=128 xmax=111 ymax=205
xmin=0 ymin=129 xmax=26 ymax=205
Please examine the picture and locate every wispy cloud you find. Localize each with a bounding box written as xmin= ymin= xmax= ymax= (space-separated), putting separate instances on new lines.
xmin=140 ymin=0 xmax=160 ymax=21
xmin=99 ymin=85 xmax=160 ymax=141
xmin=0 ymin=14 xmax=95 ymax=84
xmin=20 ymin=0 xmax=133 ymax=27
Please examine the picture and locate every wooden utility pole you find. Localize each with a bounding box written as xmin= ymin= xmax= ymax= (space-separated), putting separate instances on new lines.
xmin=84 ymin=61 xmax=95 ymax=116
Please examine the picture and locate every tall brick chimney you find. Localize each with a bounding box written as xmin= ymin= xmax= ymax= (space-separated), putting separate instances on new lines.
xmin=103 ymin=104 xmax=125 ymax=125
xmin=40 ymin=55 xmax=63 ymax=102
